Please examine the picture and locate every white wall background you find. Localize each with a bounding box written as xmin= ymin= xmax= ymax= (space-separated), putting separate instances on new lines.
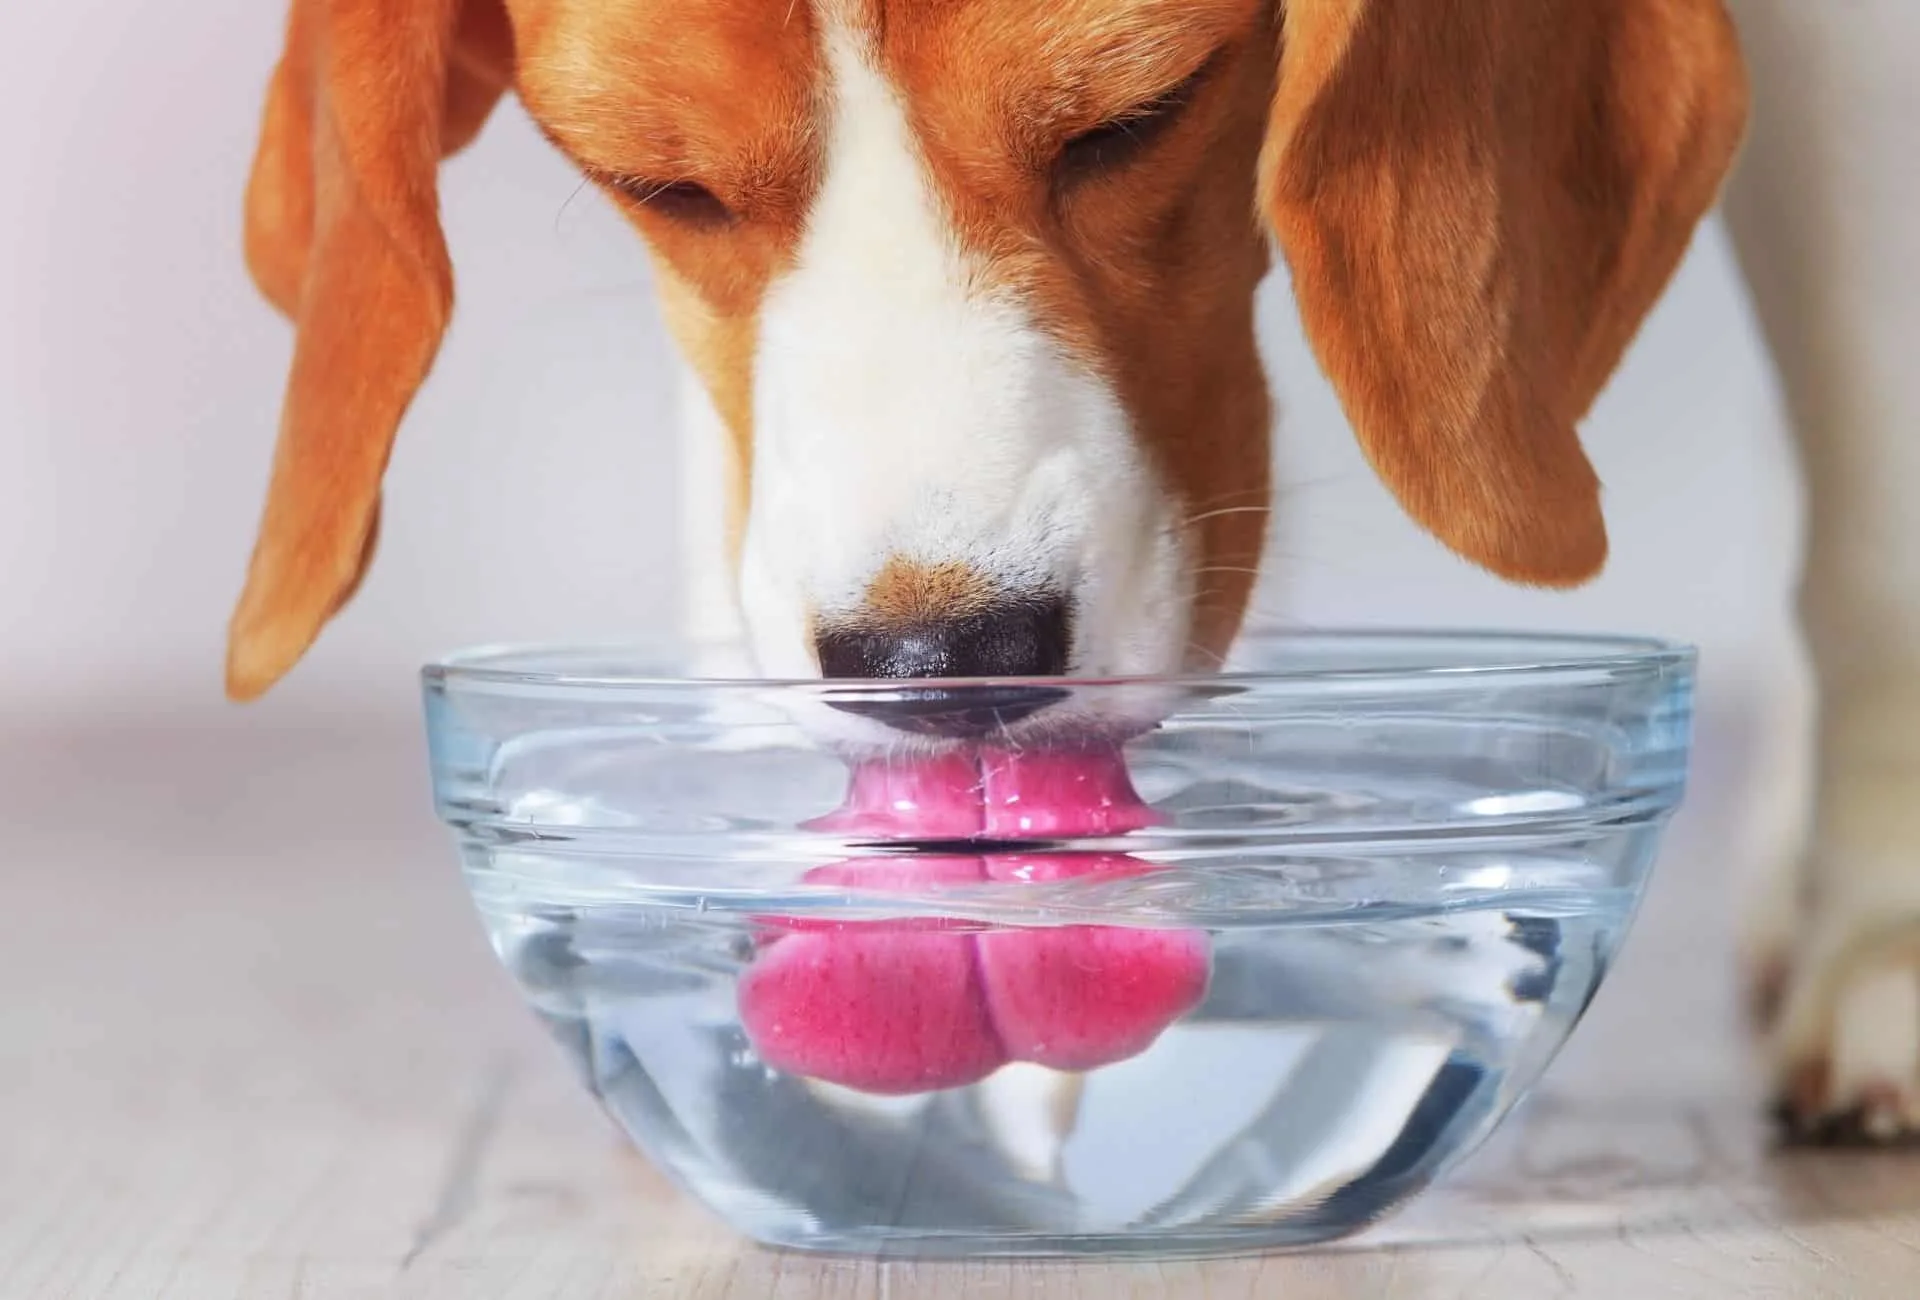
xmin=1 ymin=0 xmax=1804 ymax=769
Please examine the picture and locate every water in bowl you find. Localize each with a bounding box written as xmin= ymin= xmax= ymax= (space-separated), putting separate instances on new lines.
xmin=467 ymin=832 xmax=1646 ymax=1257
xmin=433 ymin=639 xmax=1690 ymax=1256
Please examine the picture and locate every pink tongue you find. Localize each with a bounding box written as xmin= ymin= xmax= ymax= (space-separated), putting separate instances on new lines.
xmin=807 ymin=748 xmax=1161 ymax=840
xmin=739 ymin=749 xmax=1210 ymax=1095
xmin=739 ymin=858 xmax=1006 ymax=1095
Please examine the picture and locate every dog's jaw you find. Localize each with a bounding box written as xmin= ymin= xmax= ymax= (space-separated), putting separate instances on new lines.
xmin=736 ymin=19 xmax=1195 ymax=683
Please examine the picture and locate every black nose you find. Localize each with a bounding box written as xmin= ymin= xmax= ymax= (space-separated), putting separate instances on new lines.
xmin=817 ymin=595 xmax=1071 ymax=679
xmin=816 ymin=594 xmax=1072 ymax=737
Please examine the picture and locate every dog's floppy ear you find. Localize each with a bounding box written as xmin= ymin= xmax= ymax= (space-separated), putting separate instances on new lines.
xmin=226 ymin=0 xmax=513 ymax=701
xmin=1262 ymin=0 xmax=1747 ymax=585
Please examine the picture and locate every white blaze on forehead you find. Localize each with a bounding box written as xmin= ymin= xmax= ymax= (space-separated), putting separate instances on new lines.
xmin=739 ymin=15 xmax=1190 ymax=682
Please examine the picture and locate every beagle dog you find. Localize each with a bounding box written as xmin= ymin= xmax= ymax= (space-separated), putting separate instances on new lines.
xmin=224 ymin=1 xmax=1920 ymax=1141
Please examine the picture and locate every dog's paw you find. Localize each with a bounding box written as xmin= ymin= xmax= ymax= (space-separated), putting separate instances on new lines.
xmin=1770 ymin=916 xmax=1920 ymax=1145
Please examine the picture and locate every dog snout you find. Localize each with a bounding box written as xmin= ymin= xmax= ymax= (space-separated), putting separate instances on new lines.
xmin=815 ymin=593 xmax=1072 ymax=737
xmin=816 ymin=594 xmax=1071 ymax=679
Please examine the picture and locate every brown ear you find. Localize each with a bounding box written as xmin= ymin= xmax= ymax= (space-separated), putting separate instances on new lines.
xmin=227 ymin=0 xmax=513 ymax=701
xmin=1263 ymin=0 xmax=1748 ymax=585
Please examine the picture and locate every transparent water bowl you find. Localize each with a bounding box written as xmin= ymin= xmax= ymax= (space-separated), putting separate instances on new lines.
xmin=423 ymin=631 xmax=1694 ymax=1259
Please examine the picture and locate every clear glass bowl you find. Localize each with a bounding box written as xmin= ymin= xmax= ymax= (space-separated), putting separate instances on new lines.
xmin=423 ymin=631 xmax=1694 ymax=1258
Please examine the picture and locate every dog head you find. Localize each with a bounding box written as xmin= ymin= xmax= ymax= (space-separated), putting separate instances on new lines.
xmin=225 ymin=0 xmax=1747 ymax=701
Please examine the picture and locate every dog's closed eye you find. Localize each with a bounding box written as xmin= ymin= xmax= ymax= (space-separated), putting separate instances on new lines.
xmin=603 ymin=175 xmax=735 ymax=228
xmin=1055 ymin=56 xmax=1216 ymax=184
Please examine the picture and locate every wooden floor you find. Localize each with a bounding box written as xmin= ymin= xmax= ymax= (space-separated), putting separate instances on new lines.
xmin=5 ymin=704 xmax=1920 ymax=1299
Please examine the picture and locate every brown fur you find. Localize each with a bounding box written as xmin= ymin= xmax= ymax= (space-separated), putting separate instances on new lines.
xmin=515 ymin=0 xmax=826 ymax=595
xmin=1264 ymin=0 xmax=1749 ymax=585
xmin=228 ymin=0 xmax=515 ymax=700
xmin=872 ymin=0 xmax=1277 ymax=663
xmin=862 ymin=559 xmax=1003 ymax=625
xmin=227 ymin=0 xmax=1749 ymax=698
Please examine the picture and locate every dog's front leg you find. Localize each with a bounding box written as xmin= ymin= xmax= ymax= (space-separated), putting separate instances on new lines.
xmin=1723 ymin=0 xmax=1920 ymax=1141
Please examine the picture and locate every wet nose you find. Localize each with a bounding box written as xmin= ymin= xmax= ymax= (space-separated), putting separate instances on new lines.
xmin=817 ymin=595 xmax=1070 ymax=679
xmin=815 ymin=594 xmax=1071 ymax=737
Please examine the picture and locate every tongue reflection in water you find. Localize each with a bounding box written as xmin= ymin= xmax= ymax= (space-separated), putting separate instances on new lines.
xmin=738 ymin=747 xmax=1214 ymax=1095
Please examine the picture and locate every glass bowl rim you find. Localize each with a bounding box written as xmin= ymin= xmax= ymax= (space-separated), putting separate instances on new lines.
xmin=422 ymin=627 xmax=1696 ymax=695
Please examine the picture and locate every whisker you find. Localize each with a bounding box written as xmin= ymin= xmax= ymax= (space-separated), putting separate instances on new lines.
xmin=1189 ymin=565 xmax=1267 ymax=579
xmin=1181 ymin=639 xmax=1230 ymax=670
xmin=1180 ymin=505 xmax=1272 ymax=530
xmin=1177 ymin=471 xmax=1347 ymax=515
xmin=1179 ymin=486 xmax=1273 ymax=516
xmin=553 ymin=177 xmax=595 ymax=234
